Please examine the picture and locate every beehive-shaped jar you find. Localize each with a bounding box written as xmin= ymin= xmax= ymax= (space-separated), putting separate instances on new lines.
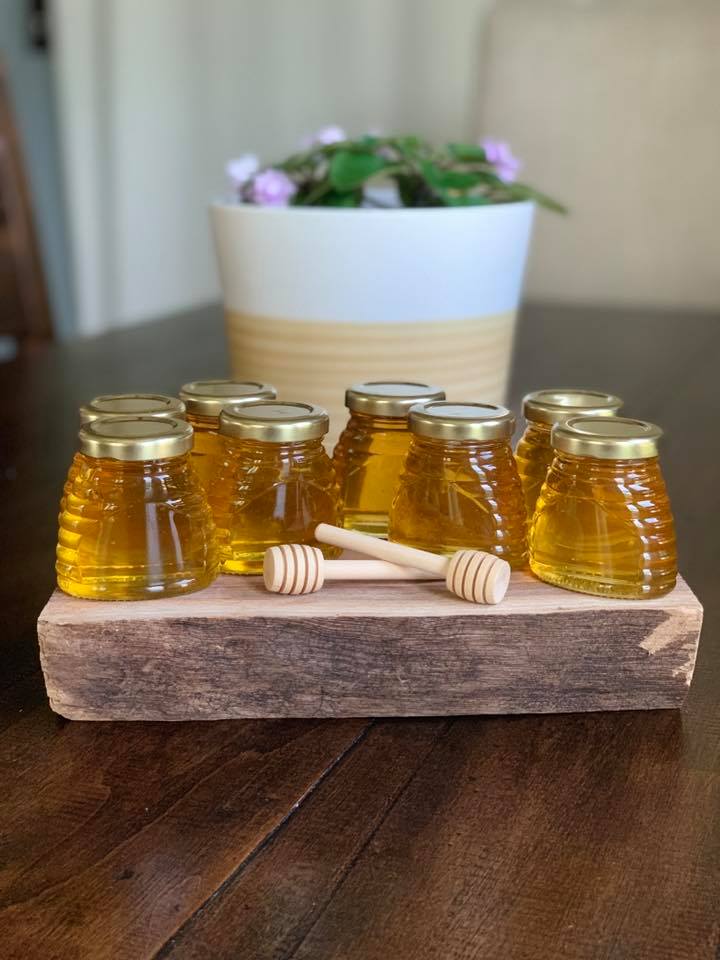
xmin=389 ymin=401 xmax=527 ymax=569
xmin=333 ymin=381 xmax=445 ymax=537
xmin=64 ymin=394 xmax=188 ymax=499
xmin=515 ymin=389 xmax=622 ymax=519
xmin=530 ymin=416 xmax=677 ymax=598
xmin=179 ymin=379 xmax=276 ymax=488
xmin=208 ymin=401 xmax=340 ymax=574
xmin=57 ymin=417 xmax=218 ymax=599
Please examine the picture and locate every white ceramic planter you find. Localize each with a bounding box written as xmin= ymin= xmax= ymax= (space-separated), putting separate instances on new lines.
xmin=210 ymin=201 xmax=534 ymax=444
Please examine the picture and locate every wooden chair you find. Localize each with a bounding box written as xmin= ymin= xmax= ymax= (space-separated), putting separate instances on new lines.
xmin=0 ymin=61 xmax=52 ymax=339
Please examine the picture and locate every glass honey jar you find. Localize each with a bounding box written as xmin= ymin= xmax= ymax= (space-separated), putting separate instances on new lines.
xmin=515 ymin=389 xmax=623 ymax=519
xmin=64 ymin=394 xmax=188 ymax=500
xmin=333 ymin=381 xmax=445 ymax=537
xmin=207 ymin=401 xmax=340 ymax=574
xmin=529 ymin=416 xmax=677 ymax=598
xmin=389 ymin=401 xmax=528 ymax=569
xmin=178 ymin=380 xmax=276 ymax=489
xmin=57 ymin=417 xmax=218 ymax=600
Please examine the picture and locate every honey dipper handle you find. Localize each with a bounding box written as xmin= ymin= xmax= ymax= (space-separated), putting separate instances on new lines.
xmin=314 ymin=524 xmax=448 ymax=576
xmin=323 ymin=560 xmax=442 ymax=581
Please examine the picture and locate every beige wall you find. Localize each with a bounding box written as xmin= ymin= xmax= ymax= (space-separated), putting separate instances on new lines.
xmin=54 ymin=0 xmax=720 ymax=334
xmin=482 ymin=0 xmax=720 ymax=309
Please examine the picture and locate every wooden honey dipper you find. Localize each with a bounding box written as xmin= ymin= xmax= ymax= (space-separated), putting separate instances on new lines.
xmin=264 ymin=543 xmax=442 ymax=595
xmin=314 ymin=523 xmax=511 ymax=605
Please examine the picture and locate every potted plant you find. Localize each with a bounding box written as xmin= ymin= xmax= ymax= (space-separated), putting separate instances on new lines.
xmin=210 ymin=127 xmax=564 ymax=443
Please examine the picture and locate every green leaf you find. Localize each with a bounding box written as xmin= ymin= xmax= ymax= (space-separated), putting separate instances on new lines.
xmin=420 ymin=161 xmax=483 ymax=191
xmin=329 ymin=150 xmax=388 ymax=191
xmin=396 ymin=174 xmax=422 ymax=206
xmin=394 ymin=135 xmax=423 ymax=153
xmin=444 ymin=193 xmax=492 ymax=206
xmin=395 ymin=174 xmax=439 ymax=207
xmin=447 ymin=143 xmax=486 ymax=162
xmin=316 ymin=188 xmax=363 ymax=207
xmin=505 ymin=182 xmax=568 ymax=214
xmin=440 ymin=169 xmax=485 ymax=190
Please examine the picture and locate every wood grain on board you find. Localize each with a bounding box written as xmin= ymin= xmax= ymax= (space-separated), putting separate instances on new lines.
xmin=37 ymin=573 xmax=702 ymax=720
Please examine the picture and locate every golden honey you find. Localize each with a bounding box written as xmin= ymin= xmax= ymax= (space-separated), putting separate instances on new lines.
xmin=207 ymin=401 xmax=340 ymax=574
xmin=515 ymin=389 xmax=622 ymax=519
xmin=179 ymin=379 xmax=276 ymax=488
xmin=333 ymin=381 xmax=445 ymax=537
xmin=389 ymin=402 xmax=527 ymax=569
xmin=57 ymin=418 xmax=218 ymax=600
xmin=529 ymin=417 xmax=677 ymax=598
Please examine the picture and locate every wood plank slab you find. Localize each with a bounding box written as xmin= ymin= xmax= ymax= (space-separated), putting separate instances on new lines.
xmin=36 ymin=573 xmax=703 ymax=720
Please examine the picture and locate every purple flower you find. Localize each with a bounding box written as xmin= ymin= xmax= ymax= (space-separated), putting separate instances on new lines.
xmin=301 ymin=125 xmax=347 ymax=149
xmin=249 ymin=168 xmax=297 ymax=207
xmin=226 ymin=154 xmax=260 ymax=190
xmin=481 ymin=138 xmax=521 ymax=183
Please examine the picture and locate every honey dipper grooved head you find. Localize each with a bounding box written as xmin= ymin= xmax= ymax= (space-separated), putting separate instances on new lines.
xmin=446 ymin=550 xmax=510 ymax=604
xmin=263 ymin=544 xmax=325 ymax=594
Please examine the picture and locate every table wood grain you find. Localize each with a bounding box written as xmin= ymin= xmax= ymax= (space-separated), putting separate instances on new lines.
xmin=1 ymin=302 xmax=719 ymax=960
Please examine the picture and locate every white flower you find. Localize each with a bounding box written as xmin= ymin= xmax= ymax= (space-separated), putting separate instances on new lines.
xmin=300 ymin=125 xmax=347 ymax=149
xmin=226 ymin=154 xmax=260 ymax=189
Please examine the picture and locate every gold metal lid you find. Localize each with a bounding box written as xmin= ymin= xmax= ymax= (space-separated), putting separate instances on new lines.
xmin=408 ymin=401 xmax=516 ymax=441
xmin=345 ymin=381 xmax=446 ymax=418
xmin=523 ymin=388 xmax=623 ymax=426
xmin=79 ymin=417 xmax=193 ymax=461
xmin=79 ymin=393 xmax=186 ymax=424
xmin=179 ymin=379 xmax=276 ymax=417
xmin=219 ymin=401 xmax=329 ymax=443
xmin=552 ymin=416 xmax=663 ymax=460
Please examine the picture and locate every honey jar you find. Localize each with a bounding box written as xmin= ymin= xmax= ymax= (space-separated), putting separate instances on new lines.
xmin=516 ymin=389 xmax=623 ymax=519
xmin=64 ymin=394 xmax=189 ymax=499
xmin=389 ymin=401 xmax=527 ymax=569
xmin=208 ymin=401 xmax=340 ymax=574
xmin=57 ymin=417 xmax=218 ymax=600
xmin=333 ymin=381 xmax=445 ymax=537
xmin=529 ymin=416 xmax=677 ymax=598
xmin=178 ymin=379 xmax=276 ymax=488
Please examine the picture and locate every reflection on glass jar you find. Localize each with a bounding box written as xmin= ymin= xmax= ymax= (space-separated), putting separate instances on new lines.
xmin=57 ymin=417 xmax=218 ymax=600
xmin=515 ymin=389 xmax=622 ymax=519
xmin=530 ymin=416 xmax=677 ymax=598
xmin=208 ymin=401 xmax=340 ymax=574
xmin=179 ymin=379 xmax=276 ymax=489
xmin=389 ymin=401 xmax=527 ymax=569
xmin=333 ymin=381 xmax=445 ymax=538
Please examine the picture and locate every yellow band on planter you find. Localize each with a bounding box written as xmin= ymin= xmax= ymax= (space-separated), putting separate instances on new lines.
xmin=224 ymin=310 xmax=516 ymax=445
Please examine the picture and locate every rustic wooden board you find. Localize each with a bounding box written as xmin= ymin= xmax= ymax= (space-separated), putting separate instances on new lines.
xmin=36 ymin=573 xmax=703 ymax=721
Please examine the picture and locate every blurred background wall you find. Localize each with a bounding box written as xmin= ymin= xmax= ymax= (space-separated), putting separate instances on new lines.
xmin=4 ymin=0 xmax=720 ymax=337
xmin=484 ymin=0 xmax=720 ymax=311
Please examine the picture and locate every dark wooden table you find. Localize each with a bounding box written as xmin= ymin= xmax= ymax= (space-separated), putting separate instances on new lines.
xmin=2 ymin=303 xmax=719 ymax=960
